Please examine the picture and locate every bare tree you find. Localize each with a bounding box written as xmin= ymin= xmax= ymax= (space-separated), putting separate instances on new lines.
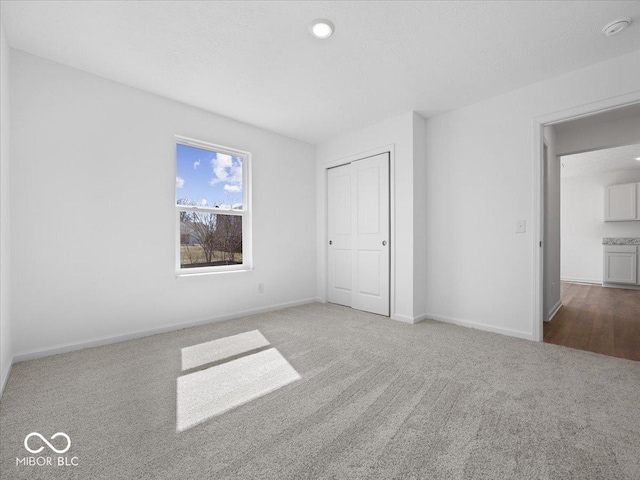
xmin=178 ymin=197 xmax=243 ymax=266
xmin=182 ymin=242 xmax=199 ymax=266
xmin=184 ymin=212 xmax=218 ymax=264
xmin=213 ymin=215 xmax=242 ymax=263
xmin=177 ymin=198 xmax=194 ymax=223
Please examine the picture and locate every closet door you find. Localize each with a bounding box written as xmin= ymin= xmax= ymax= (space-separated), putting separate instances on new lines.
xmin=327 ymin=164 xmax=353 ymax=307
xmin=351 ymin=153 xmax=390 ymax=316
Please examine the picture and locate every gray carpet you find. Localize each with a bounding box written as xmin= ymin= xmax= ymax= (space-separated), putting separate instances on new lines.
xmin=1 ymin=302 xmax=639 ymax=479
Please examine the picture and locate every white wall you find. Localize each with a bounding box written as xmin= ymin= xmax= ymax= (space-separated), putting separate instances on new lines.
xmin=556 ymin=114 xmax=640 ymax=156
xmin=561 ymin=169 xmax=640 ymax=283
xmin=10 ymin=50 xmax=317 ymax=359
xmin=543 ymin=126 xmax=561 ymax=319
xmin=0 ymin=21 xmax=12 ymax=392
xmin=316 ymin=111 xmax=426 ymax=322
xmin=413 ymin=114 xmax=428 ymax=318
xmin=425 ymin=50 xmax=640 ymax=340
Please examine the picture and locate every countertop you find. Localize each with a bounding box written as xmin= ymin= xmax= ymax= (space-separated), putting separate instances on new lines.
xmin=602 ymin=237 xmax=640 ymax=245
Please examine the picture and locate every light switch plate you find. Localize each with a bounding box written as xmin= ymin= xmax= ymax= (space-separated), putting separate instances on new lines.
xmin=516 ymin=220 xmax=526 ymax=233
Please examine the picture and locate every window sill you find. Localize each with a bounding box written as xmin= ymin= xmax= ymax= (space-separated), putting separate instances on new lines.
xmin=175 ymin=268 xmax=254 ymax=280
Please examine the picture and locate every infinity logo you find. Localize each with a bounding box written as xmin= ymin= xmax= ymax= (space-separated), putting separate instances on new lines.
xmin=24 ymin=432 xmax=71 ymax=454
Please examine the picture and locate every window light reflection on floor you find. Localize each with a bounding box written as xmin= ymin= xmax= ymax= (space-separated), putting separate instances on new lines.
xmin=176 ymin=332 xmax=301 ymax=432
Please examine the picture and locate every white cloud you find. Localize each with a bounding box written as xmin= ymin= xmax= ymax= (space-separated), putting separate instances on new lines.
xmin=176 ymin=177 xmax=185 ymax=188
xmin=231 ymin=166 xmax=242 ymax=183
xmin=193 ymin=160 xmax=200 ymax=169
xmin=224 ymin=184 xmax=242 ymax=193
xmin=200 ymin=199 xmax=208 ymax=206
xmin=210 ymin=153 xmax=232 ymax=182
xmin=209 ymin=153 xmax=242 ymax=186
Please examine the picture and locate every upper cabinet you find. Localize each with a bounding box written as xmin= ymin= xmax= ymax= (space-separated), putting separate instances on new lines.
xmin=605 ymin=182 xmax=639 ymax=222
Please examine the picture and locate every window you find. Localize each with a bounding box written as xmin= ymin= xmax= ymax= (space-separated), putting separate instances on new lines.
xmin=175 ymin=136 xmax=251 ymax=274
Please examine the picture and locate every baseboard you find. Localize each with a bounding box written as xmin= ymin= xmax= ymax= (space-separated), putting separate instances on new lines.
xmin=391 ymin=312 xmax=428 ymax=324
xmin=424 ymin=312 xmax=534 ymax=341
xmin=413 ymin=313 xmax=429 ymax=324
xmin=391 ymin=313 xmax=415 ymax=324
xmin=561 ymin=276 xmax=601 ymax=285
xmin=0 ymin=360 xmax=12 ymax=399
xmin=13 ymin=297 xmax=321 ymax=363
xmin=602 ymin=282 xmax=640 ymax=290
xmin=547 ymin=299 xmax=562 ymax=322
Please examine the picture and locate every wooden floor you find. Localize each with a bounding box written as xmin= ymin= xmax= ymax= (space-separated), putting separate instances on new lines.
xmin=544 ymin=281 xmax=640 ymax=361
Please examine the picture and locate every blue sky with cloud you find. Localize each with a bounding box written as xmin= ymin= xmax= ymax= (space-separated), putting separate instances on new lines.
xmin=176 ymin=144 xmax=243 ymax=209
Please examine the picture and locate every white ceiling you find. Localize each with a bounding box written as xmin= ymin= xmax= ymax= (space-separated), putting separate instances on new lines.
xmin=2 ymin=1 xmax=640 ymax=144
xmin=561 ymin=143 xmax=640 ymax=178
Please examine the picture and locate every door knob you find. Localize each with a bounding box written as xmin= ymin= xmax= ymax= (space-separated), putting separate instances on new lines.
xmin=329 ymin=240 xmax=333 ymax=245
xmin=382 ymin=240 xmax=387 ymax=246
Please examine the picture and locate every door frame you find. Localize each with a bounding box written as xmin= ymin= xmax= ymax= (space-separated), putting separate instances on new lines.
xmin=542 ymin=140 xmax=548 ymax=322
xmin=319 ymin=144 xmax=396 ymax=318
xmin=532 ymin=92 xmax=640 ymax=342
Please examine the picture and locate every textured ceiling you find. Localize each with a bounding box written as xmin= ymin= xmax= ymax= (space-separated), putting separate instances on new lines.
xmin=561 ymin=143 xmax=640 ymax=178
xmin=2 ymin=1 xmax=640 ymax=144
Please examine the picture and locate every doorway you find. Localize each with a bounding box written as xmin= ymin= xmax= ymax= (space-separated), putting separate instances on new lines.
xmin=327 ymin=152 xmax=390 ymax=316
xmin=538 ymin=102 xmax=640 ymax=360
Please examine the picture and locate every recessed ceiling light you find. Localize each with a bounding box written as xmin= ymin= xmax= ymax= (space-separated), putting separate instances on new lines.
xmin=634 ymin=157 xmax=640 ymax=161
xmin=309 ymin=19 xmax=334 ymax=39
xmin=602 ymin=18 xmax=631 ymax=36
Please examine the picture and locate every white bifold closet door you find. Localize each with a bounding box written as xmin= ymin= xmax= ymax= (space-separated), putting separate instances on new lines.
xmin=327 ymin=153 xmax=390 ymax=316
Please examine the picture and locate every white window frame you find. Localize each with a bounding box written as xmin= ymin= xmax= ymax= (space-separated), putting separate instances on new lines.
xmin=175 ymin=135 xmax=252 ymax=275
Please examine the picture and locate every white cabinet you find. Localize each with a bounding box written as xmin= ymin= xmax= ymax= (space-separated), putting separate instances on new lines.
xmin=603 ymin=245 xmax=638 ymax=285
xmin=605 ymin=183 xmax=638 ymax=221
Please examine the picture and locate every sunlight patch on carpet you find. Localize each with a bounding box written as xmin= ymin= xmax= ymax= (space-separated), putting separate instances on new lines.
xmin=181 ymin=330 xmax=270 ymax=371
xmin=177 ymin=348 xmax=301 ymax=431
